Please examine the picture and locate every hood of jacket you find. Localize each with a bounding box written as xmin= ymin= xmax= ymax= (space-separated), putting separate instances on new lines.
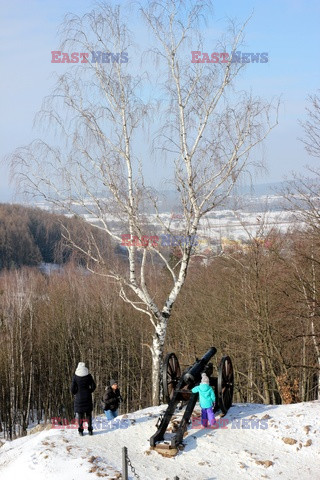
xmin=191 ymin=382 xmax=215 ymax=408
xmin=197 ymin=383 xmax=213 ymax=394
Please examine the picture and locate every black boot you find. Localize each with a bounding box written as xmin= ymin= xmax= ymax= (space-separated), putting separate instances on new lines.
xmin=88 ymin=428 xmax=93 ymax=436
xmin=78 ymin=429 xmax=84 ymax=436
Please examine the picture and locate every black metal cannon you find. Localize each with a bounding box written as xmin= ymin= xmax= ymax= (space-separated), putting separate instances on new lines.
xmin=150 ymin=347 xmax=234 ymax=449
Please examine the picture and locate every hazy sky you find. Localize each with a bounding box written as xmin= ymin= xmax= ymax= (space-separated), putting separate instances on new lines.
xmin=1 ymin=0 xmax=320 ymax=202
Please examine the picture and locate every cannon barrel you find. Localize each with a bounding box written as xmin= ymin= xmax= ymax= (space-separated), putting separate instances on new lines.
xmin=183 ymin=346 xmax=217 ymax=387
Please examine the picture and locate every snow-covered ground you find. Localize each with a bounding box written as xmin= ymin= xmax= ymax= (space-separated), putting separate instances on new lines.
xmin=0 ymin=401 xmax=319 ymax=480
xmin=170 ymin=209 xmax=303 ymax=242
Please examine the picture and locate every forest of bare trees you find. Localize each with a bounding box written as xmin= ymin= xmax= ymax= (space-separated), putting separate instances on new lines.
xmin=0 ymin=214 xmax=319 ymax=440
xmin=0 ymin=204 xmax=112 ymax=270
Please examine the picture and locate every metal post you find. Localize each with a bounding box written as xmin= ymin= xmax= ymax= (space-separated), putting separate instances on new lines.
xmin=122 ymin=446 xmax=128 ymax=480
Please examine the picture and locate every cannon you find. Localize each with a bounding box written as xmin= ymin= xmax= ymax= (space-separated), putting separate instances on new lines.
xmin=150 ymin=347 xmax=234 ymax=450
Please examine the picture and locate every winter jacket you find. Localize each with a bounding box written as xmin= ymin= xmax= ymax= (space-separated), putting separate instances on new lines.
xmin=103 ymin=386 xmax=123 ymax=411
xmin=191 ymin=383 xmax=216 ymax=409
xmin=71 ymin=374 xmax=96 ymax=413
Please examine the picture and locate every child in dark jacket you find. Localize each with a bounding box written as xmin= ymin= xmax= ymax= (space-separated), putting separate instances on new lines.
xmin=191 ymin=372 xmax=216 ymax=428
xmin=103 ymin=379 xmax=123 ymax=421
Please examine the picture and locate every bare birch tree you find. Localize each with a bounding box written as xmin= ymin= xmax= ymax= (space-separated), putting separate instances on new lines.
xmin=10 ymin=1 xmax=278 ymax=404
xmin=300 ymin=91 xmax=320 ymax=159
xmin=281 ymin=91 xmax=320 ymax=399
xmin=282 ymin=91 xmax=320 ymax=229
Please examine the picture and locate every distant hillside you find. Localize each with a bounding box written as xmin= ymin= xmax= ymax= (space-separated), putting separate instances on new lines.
xmin=0 ymin=204 xmax=111 ymax=270
xmin=146 ymin=182 xmax=288 ymax=213
xmin=234 ymin=181 xmax=286 ymax=196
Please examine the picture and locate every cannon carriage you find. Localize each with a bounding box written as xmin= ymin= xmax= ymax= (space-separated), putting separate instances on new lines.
xmin=150 ymin=347 xmax=234 ymax=450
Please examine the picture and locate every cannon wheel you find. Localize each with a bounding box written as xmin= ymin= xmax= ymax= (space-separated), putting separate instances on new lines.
xmin=217 ymin=356 xmax=234 ymax=414
xmin=163 ymin=353 xmax=181 ymax=403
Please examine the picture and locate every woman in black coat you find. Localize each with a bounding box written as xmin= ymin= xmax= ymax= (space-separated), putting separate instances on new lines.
xmin=71 ymin=362 xmax=96 ymax=435
xmin=103 ymin=379 xmax=123 ymax=420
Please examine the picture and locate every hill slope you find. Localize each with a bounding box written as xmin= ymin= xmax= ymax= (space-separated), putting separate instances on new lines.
xmin=0 ymin=401 xmax=319 ymax=480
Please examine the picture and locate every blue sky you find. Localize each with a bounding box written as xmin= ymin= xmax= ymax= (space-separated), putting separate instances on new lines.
xmin=0 ymin=0 xmax=320 ymax=202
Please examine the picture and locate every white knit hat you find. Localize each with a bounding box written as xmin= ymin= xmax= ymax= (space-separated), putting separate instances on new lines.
xmin=75 ymin=362 xmax=89 ymax=377
xmin=201 ymin=372 xmax=209 ymax=385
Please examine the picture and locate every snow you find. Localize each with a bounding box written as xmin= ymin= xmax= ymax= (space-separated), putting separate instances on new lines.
xmin=0 ymin=401 xmax=319 ymax=480
xmin=33 ymin=196 xmax=306 ymax=242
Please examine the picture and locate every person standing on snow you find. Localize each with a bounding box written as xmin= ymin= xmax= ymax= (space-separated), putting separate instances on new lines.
xmin=192 ymin=372 xmax=216 ymax=428
xmin=71 ymin=362 xmax=96 ymax=436
xmin=103 ymin=379 xmax=123 ymax=421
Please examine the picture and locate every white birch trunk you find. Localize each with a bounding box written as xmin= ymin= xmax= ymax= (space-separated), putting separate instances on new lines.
xmin=151 ymin=317 xmax=167 ymax=405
